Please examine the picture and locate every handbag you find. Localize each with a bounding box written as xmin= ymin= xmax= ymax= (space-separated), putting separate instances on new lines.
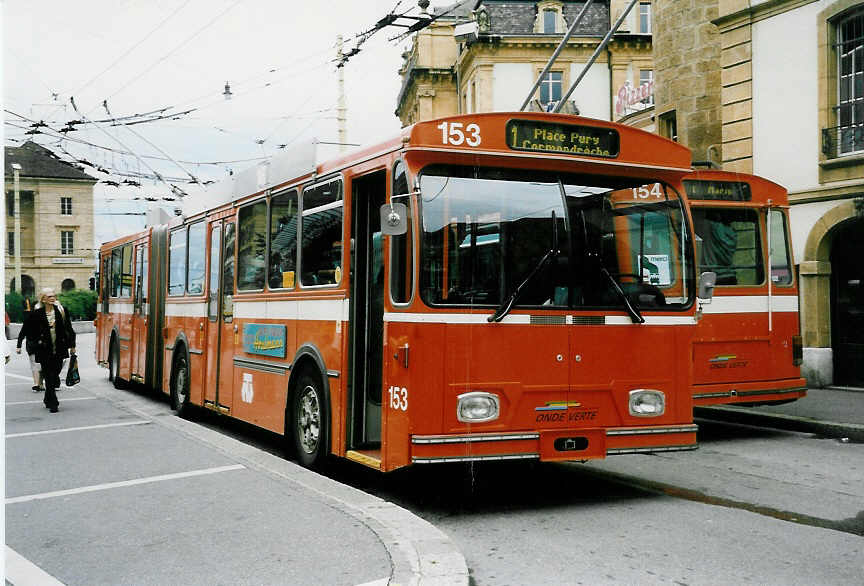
xmin=65 ymin=354 xmax=80 ymax=387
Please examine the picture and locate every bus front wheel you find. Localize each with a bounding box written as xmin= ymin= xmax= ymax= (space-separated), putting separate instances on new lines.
xmin=292 ymin=372 xmax=327 ymax=468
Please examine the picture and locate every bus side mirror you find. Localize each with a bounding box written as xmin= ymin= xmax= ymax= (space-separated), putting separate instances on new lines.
xmin=698 ymin=271 xmax=716 ymax=302
xmin=380 ymin=202 xmax=408 ymax=236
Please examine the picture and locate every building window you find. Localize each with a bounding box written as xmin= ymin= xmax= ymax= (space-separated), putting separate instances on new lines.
xmin=61 ymin=278 xmax=75 ymax=292
xmin=60 ymin=231 xmax=74 ymax=255
xmin=660 ymin=110 xmax=678 ymax=142
xmin=543 ymin=9 xmax=557 ymax=33
xmin=60 ymin=197 xmax=72 ymax=215
xmin=539 ymin=71 xmax=563 ymax=109
xmin=836 ymin=9 xmax=864 ymax=154
xmin=639 ymin=2 xmax=652 ymax=34
xmin=7 ymin=232 xmax=14 ymax=255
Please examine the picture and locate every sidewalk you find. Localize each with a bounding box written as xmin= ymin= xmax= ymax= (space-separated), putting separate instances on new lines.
xmin=695 ymin=387 xmax=864 ymax=442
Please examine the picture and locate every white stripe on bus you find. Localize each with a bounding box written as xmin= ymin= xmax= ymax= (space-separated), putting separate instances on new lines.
xmin=108 ymin=302 xmax=134 ymax=314
xmin=234 ymin=298 xmax=349 ymax=321
xmin=165 ymin=302 xmax=208 ymax=317
xmin=700 ymin=295 xmax=798 ymax=314
xmin=384 ymin=313 xmax=698 ymax=326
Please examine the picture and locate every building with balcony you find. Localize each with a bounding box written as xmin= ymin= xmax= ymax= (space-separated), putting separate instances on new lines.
xmin=396 ymin=1 xmax=656 ymax=126
xmin=4 ymin=141 xmax=97 ymax=300
xmin=646 ymin=0 xmax=864 ymax=387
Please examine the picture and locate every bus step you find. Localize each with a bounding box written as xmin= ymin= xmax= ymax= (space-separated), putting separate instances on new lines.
xmin=346 ymin=450 xmax=382 ymax=470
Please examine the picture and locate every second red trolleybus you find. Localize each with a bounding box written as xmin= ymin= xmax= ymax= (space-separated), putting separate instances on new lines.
xmin=683 ymin=169 xmax=806 ymax=406
xmin=95 ymin=112 xmax=712 ymax=472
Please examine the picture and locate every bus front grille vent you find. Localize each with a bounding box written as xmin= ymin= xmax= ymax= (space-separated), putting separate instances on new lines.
xmin=530 ymin=315 xmax=566 ymax=325
xmin=571 ymin=316 xmax=606 ymax=325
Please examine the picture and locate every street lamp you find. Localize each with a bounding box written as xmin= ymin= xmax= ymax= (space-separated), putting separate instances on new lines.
xmin=11 ymin=163 xmax=22 ymax=296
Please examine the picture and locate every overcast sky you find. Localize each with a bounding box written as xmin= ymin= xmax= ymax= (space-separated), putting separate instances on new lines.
xmin=3 ymin=0 xmax=431 ymax=245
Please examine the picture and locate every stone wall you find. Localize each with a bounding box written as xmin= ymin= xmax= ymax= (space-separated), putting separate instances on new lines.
xmin=653 ymin=0 xmax=723 ymax=163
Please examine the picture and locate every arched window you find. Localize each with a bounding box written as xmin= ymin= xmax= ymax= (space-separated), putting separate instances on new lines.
xmin=11 ymin=275 xmax=36 ymax=298
xmin=62 ymin=278 xmax=76 ymax=292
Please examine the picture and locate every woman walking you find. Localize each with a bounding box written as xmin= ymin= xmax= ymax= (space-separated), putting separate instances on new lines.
xmin=26 ymin=288 xmax=75 ymax=413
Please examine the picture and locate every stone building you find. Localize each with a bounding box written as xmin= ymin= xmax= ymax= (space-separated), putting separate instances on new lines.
xmin=4 ymin=141 xmax=97 ymax=299
xmin=646 ymin=0 xmax=864 ymax=387
xmin=396 ymin=1 xmax=656 ymax=125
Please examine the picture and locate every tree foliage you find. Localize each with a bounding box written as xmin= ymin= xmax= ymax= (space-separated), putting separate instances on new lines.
xmin=58 ymin=289 xmax=98 ymax=321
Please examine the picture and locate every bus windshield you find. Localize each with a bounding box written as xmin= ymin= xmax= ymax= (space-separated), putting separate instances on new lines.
xmin=419 ymin=165 xmax=694 ymax=312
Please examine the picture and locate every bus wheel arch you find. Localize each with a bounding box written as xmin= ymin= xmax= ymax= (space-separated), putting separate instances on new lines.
xmin=286 ymin=347 xmax=331 ymax=468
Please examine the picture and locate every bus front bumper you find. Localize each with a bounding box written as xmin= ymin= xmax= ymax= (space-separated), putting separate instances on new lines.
xmin=410 ymin=424 xmax=698 ymax=464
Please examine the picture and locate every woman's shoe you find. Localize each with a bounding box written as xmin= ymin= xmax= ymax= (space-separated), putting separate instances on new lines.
xmin=49 ymin=406 xmax=58 ymax=413
xmin=32 ymin=386 xmax=41 ymax=393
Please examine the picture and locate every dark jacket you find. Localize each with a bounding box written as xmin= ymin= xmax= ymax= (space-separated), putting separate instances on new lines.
xmin=17 ymin=311 xmax=40 ymax=354
xmin=26 ymin=306 xmax=76 ymax=363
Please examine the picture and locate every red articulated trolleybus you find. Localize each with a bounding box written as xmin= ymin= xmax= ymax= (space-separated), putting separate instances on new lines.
xmin=683 ymin=169 xmax=806 ymax=406
xmin=95 ymin=112 xmax=711 ymax=472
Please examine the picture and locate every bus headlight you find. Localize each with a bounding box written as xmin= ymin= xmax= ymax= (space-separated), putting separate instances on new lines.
xmin=629 ymin=389 xmax=665 ymax=416
xmin=457 ymin=392 xmax=500 ymax=423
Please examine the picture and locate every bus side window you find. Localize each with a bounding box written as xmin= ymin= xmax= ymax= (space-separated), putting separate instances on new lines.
xmin=187 ymin=222 xmax=206 ymax=295
xmin=168 ymin=228 xmax=187 ymax=296
xmin=237 ymin=201 xmax=267 ymax=291
xmin=301 ymin=179 xmax=343 ymax=286
xmin=111 ymin=247 xmax=122 ymax=297
xmin=269 ymin=190 xmax=298 ymax=289
xmin=390 ymin=161 xmax=413 ymax=304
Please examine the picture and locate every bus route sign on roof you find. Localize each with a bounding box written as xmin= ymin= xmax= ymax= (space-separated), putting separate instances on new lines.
xmin=506 ymin=119 xmax=620 ymax=158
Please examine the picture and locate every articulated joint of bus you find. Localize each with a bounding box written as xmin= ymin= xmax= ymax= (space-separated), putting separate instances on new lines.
xmin=409 ymin=424 xmax=698 ymax=464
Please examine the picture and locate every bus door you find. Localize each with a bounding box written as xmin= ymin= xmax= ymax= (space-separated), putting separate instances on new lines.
xmin=348 ymin=171 xmax=386 ymax=448
xmin=204 ymin=220 xmax=236 ymax=413
xmin=130 ymin=243 xmax=149 ymax=382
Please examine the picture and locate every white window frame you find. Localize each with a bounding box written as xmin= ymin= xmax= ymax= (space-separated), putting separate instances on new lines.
xmin=60 ymin=230 xmax=74 ymax=255
xmin=60 ymin=196 xmax=72 ymax=215
xmin=639 ymin=2 xmax=652 ymax=34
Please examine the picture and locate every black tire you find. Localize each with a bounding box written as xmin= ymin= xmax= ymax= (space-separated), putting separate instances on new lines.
xmin=171 ymin=353 xmax=191 ymax=417
xmin=292 ymin=371 xmax=328 ymax=468
xmin=108 ymin=338 xmax=126 ymax=389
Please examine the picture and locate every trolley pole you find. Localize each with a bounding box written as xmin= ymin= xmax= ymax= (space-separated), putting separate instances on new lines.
xmin=336 ymin=35 xmax=347 ymax=153
xmin=12 ymin=163 xmax=22 ymax=296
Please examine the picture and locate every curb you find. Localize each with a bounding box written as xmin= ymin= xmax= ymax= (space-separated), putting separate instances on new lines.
xmin=78 ymin=360 xmax=469 ymax=586
xmin=695 ymin=406 xmax=864 ymax=442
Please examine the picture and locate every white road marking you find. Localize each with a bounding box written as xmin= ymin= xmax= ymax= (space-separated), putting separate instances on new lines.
xmin=6 ymin=464 xmax=246 ymax=505
xmin=6 ymin=420 xmax=151 ymax=438
xmin=4 ymin=381 xmax=36 ymax=387
xmin=5 ymin=545 xmax=66 ymax=585
xmin=6 ymin=397 xmax=98 ymax=406
xmin=354 ymin=579 xmax=389 ymax=586
xmin=5 ymin=373 xmax=33 ymax=381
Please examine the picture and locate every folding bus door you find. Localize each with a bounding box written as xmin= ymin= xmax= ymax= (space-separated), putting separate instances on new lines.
xmin=204 ymin=220 xmax=236 ymax=413
xmin=348 ymin=171 xmax=386 ymax=451
xmin=130 ymin=243 xmax=149 ymax=382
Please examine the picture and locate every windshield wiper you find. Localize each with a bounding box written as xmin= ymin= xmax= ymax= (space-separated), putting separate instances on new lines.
xmin=489 ymin=212 xmax=559 ymax=323
xmin=600 ymin=267 xmax=645 ymax=324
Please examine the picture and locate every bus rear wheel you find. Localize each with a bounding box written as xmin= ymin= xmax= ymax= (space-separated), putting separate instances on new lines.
xmin=108 ymin=339 xmax=125 ymax=389
xmin=292 ymin=372 xmax=327 ymax=468
xmin=171 ymin=353 xmax=191 ymax=417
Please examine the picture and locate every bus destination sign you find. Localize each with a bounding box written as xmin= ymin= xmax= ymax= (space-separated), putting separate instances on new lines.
xmin=506 ymin=119 xmax=620 ymax=158
xmin=683 ymin=180 xmax=752 ymax=201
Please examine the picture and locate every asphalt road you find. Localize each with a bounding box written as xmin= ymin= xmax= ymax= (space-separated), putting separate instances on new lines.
xmin=6 ymin=333 xmax=862 ymax=585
